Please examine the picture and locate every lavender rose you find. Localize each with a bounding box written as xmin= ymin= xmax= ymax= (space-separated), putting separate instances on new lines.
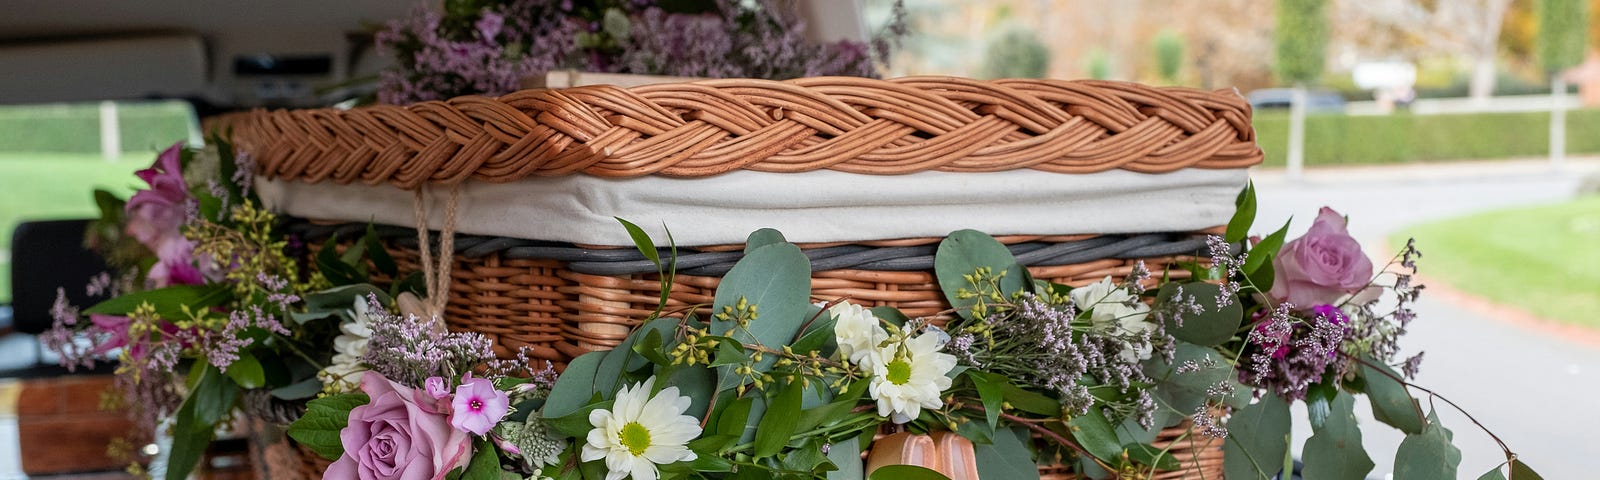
xmin=1268 ymin=207 xmax=1374 ymax=309
xmin=326 ymin=371 xmax=472 ymax=480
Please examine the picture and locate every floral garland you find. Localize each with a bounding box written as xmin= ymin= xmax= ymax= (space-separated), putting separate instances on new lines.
xmin=47 ymin=142 xmax=1540 ymax=480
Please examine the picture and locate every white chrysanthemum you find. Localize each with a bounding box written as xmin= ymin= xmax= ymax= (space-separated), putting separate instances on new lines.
xmin=318 ymin=298 xmax=376 ymax=391
xmin=1070 ymin=277 xmax=1156 ymax=361
xmin=830 ymin=301 xmax=888 ymax=368
xmin=869 ymin=333 xmax=957 ymax=424
xmin=581 ymin=377 xmax=702 ymax=480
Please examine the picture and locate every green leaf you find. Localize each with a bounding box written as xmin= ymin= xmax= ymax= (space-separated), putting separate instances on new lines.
xmin=1394 ymin=410 xmax=1461 ymax=480
xmin=869 ymin=465 xmax=952 ymax=480
xmin=166 ymin=389 xmax=215 ymax=480
xmin=224 ymin=351 xmax=267 ymax=389
xmin=461 ymin=439 xmax=504 ymax=480
xmin=935 ymin=230 xmax=1028 ymax=320
xmin=317 ymin=235 xmax=366 ymax=286
xmin=710 ymin=242 xmax=812 ymax=390
xmin=84 ymin=284 xmax=230 ymax=320
xmin=825 ymin=434 xmax=864 ymax=480
xmin=869 ymin=306 xmax=909 ymax=328
xmin=1510 ymin=459 xmax=1543 ymax=480
xmin=595 ymin=318 xmax=676 ymax=395
xmin=1147 ymin=342 xmax=1238 ymax=414
xmin=753 ymin=380 xmax=804 ymax=458
xmin=547 ymin=399 xmax=614 ymax=439
xmin=1154 ymin=282 xmax=1243 ymax=346
xmin=1223 ymin=395 xmax=1291 ymax=480
xmin=544 ymin=351 xmax=606 ymax=418
xmin=1067 ymin=408 xmax=1122 ymax=463
xmin=783 ymin=437 xmax=834 ymax=475
xmin=1122 ymin=443 xmax=1181 ymax=471
xmin=1360 ymin=360 xmax=1424 ymax=434
xmin=271 ymin=377 xmax=324 ymax=400
xmin=1243 ymin=219 xmax=1290 ymax=275
xmin=974 ymin=427 xmax=1039 ymax=480
xmin=299 ymin=284 xmax=390 ymax=324
xmin=744 ymin=228 xmax=788 ymax=254
xmin=615 ymin=217 xmax=660 ymax=265
xmin=713 ymin=397 xmax=755 ymax=438
xmin=1227 ymin=181 xmax=1257 ymax=243
xmin=1248 ymin=255 xmax=1277 ymax=293
xmin=193 ymin=365 xmax=241 ymax=426
xmin=364 ymin=224 xmax=398 ymax=278
xmin=1302 ymin=391 xmax=1374 ymax=480
xmin=668 ymin=365 xmax=715 ymax=421
xmin=631 ymin=328 xmax=671 ymax=366
xmin=967 ymin=371 xmax=1006 ymax=434
xmin=287 ymin=393 xmax=370 ymax=460
xmin=1478 ymin=466 xmax=1508 ymax=480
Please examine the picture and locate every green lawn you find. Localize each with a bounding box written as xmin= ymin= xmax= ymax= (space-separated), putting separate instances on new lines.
xmin=0 ymin=152 xmax=151 ymax=303
xmin=1393 ymin=196 xmax=1600 ymax=328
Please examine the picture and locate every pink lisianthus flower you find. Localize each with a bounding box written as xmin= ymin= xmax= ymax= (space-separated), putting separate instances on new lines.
xmin=1268 ymin=207 xmax=1374 ymax=309
xmin=86 ymin=314 xmax=131 ymax=356
xmin=125 ymin=143 xmax=190 ymax=251
xmin=326 ymin=371 xmax=472 ymax=480
xmin=449 ymin=373 xmax=508 ymax=436
xmin=146 ymin=238 xmax=205 ymax=287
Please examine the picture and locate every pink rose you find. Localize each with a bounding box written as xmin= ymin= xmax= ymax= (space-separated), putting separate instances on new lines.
xmin=125 ymin=143 xmax=190 ymax=251
xmin=326 ymin=372 xmax=472 ymax=480
xmin=1268 ymin=207 xmax=1374 ymax=309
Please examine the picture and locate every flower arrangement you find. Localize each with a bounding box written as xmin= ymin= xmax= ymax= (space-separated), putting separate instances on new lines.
xmin=375 ymin=0 xmax=910 ymax=104
xmin=47 ymin=141 xmax=1543 ymax=480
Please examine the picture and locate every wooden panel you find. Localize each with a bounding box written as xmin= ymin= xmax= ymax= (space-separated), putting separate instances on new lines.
xmin=16 ymin=375 xmax=136 ymax=475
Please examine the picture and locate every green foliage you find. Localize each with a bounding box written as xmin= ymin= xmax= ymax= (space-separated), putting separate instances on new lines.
xmin=1359 ymin=361 xmax=1425 ymax=435
xmin=934 ymin=229 xmax=1029 ymax=320
xmin=1253 ymin=110 xmax=1600 ymax=167
xmin=1302 ymin=391 xmax=1374 ymax=480
xmin=287 ymin=393 xmax=370 ymax=460
xmin=980 ymin=28 xmax=1051 ymax=79
xmin=1153 ymin=30 xmax=1184 ymax=83
xmin=708 ymin=241 xmax=812 ymax=391
xmin=1155 ymin=283 xmax=1243 ymax=346
xmin=1226 ymin=181 xmax=1257 ymax=243
xmin=1394 ymin=410 xmax=1462 ymax=480
xmin=1223 ymin=395 xmax=1291 ymax=480
xmin=1538 ymin=0 xmax=1590 ymax=73
xmin=973 ymin=428 xmax=1039 ymax=480
xmin=169 ymin=365 xmax=242 ymax=480
xmin=84 ymin=284 xmax=230 ymax=320
xmin=1274 ymin=0 xmax=1329 ymax=84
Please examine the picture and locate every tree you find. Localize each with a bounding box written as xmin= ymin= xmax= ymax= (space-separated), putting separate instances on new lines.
xmin=1333 ymin=0 xmax=1513 ymax=100
xmin=1275 ymin=0 xmax=1328 ymax=179
xmin=1154 ymin=30 xmax=1184 ymax=84
xmin=1539 ymin=0 xmax=1589 ymax=168
xmin=980 ymin=28 xmax=1051 ymax=79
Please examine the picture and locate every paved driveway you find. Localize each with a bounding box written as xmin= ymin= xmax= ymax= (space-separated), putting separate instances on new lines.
xmin=1250 ymin=159 xmax=1600 ymax=478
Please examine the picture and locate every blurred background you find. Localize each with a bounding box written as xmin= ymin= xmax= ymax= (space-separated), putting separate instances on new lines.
xmin=0 ymin=0 xmax=1595 ymax=478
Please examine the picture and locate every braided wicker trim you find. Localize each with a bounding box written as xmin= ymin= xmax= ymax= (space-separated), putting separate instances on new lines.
xmin=289 ymin=221 xmax=1212 ymax=276
xmin=224 ymin=77 xmax=1262 ymax=188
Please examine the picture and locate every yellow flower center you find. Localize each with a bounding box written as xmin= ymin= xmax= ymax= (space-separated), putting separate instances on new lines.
xmin=619 ymin=421 xmax=651 ymax=456
xmin=886 ymin=358 xmax=913 ymax=385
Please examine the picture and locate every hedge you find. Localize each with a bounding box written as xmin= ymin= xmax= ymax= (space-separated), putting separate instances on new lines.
xmin=0 ymin=101 xmax=193 ymax=154
xmin=1251 ymin=109 xmax=1600 ymax=167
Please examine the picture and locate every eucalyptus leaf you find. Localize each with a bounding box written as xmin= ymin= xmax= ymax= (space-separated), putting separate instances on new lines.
xmin=1147 ymin=342 xmax=1234 ymax=414
xmin=1302 ymin=391 xmax=1374 ymax=480
xmin=934 ymin=230 xmax=1028 ymax=321
xmin=1510 ymin=459 xmax=1543 ymax=480
xmin=1478 ymin=466 xmax=1508 ymax=480
xmin=974 ymin=427 xmax=1039 ymax=480
xmin=270 ymin=376 xmax=325 ymax=400
xmin=595 ymin=318 xmax=676 ymax=395
xmin=1155 ymin=282 xmax=1243 ymax=346
xmin=1223 ymin=396 xmax=1291 ymax=480
xmin=1123 ymin=443 xmax=1181 ymax=471
xmin=1360 ymin=360 xmax=1425 ymax=434
xmin=544 ymin=351 xmax=606 ymax=418
xmin=668 ymin=365 xmax=715 ymax=421
xmin=461 ymin=439 xmax=504 ymax=480
xmin=165 ymin=390 xmax=215 ymax=480
xmin=744 ymin=228 xmax=788 ymax=254
xmin=825 ymin=434 xmax=865 ymax=480
xmin=709 ymin=242 xmax=811 ymax=391
xmin=1394 ymin=410 xmax=1461 ymax=480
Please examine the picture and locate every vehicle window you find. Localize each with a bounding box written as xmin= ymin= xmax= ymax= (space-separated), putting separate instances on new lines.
xmin=0 ymin=100 xmax=197 ymax=303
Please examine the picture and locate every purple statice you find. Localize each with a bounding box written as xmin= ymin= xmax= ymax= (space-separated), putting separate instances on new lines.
xmin=232 ymin=150 xmax=256 ymax=194
xmin=1192 ymin=406 xmax=1228 ymax=438
xmin=207 ymin=179 xmax=230 ymax=219
xmin=1239 ymin=303 xmax=1353 ymax=400
xmin=1206 ymin=235 xmax=1244 ymax=309
xmin=1401 ymin=351 xmax=1425 ymax=379
xmin=361 ymin=295 xmax=495 ymax=388
xmin=86 ymin=272 xmax=118 ymax=297
xmin=1151 ymin=284 xmax=1203 ymax=329
xmin=376 ymin=1 xmax=579 ymax=104
xmin=41 ymin=289 xmax=97 ymax=371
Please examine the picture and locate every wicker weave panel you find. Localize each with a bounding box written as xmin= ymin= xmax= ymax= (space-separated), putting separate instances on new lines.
xmin=224 ymin=77 xmax=1261 ymax=188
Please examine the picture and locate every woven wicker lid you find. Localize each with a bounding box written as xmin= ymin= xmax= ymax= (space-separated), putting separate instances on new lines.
xmin=222 ymin=76 xmax=1262 ymax=189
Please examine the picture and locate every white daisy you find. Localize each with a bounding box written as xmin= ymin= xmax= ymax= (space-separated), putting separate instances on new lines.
xmin=1069 ymin=277 xmax=1156 ymax=361
xmin=318 ymin=298 xmax=376 ymax=392
xmin=581 ymin=377 xmax=702 ymax=480
xmin=869 ymin=333 xmax=958 ymax=424
xmin=830 ymin=301 xmax=888 ymax=368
